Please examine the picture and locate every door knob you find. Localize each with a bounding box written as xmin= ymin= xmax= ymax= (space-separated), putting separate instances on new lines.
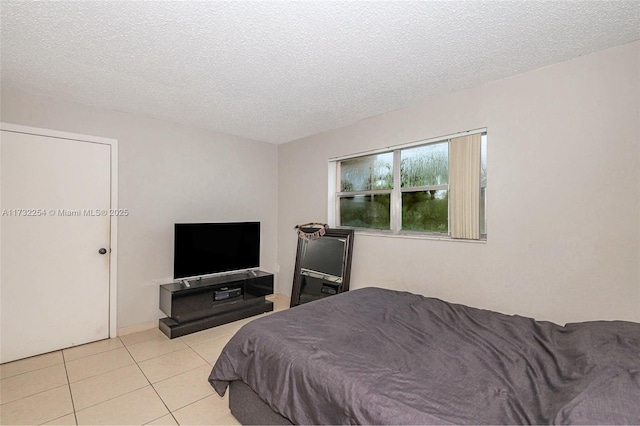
xmin=98 ymin=248 xmax=107 ymax=255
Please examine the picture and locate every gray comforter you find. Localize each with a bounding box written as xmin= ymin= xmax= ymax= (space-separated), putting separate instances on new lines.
xmin=209 ymin=287 xmax=640 ymax=424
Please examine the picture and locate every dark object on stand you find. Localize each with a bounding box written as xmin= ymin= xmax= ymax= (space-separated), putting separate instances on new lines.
xmin=159 ymin=270 xmax=273 ymax=338
xmin=290 ymin=224 xmax=354 ymax=308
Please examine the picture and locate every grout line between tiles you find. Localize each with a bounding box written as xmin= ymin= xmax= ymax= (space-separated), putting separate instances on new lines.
xmin=61 ymin=349 xmax=79 ymax=426
xmin=135 ymin=350 xmax=181 ymax=425
xmin=38 ymin=412 xmax=76 ymax=426
xmin=62 ymin=338 xmax=125 ymax=363
xmin=132 ymin=348 xmax=188 ymax=364
xmin=68 ymin=364 xmax=150 ymax=413
xmin=142 ymin=411 xmax=180 ymax=426
xmin=192 ymin=343 xmax=213 ymax=365
xmin=68 ymin=343 xmax=161 ymax=419
xmin=170 ymin=392 xmax=218 ymax=417
xmin=64 ymin=344 xmax=127 ymax=363
xmin=0 ymin=354 xmax=65 ymax=382
xmin=125 ymin=339 xmax=214 ymax=425
xmin=4 ymin=324 xmax=246 ymax=425
xmin=0 ymin=383 xmax=70 ymax=408
xmin=124 ymin=336 xmax=174 ymax=348
xmin=127 ymin=340 xmax=191 ymax=364
xmin=180 ymin=332 xmax=236 ymax=349
xmin=149 ymin=361 xmax=209 ymax=386
xmin=72 ymin=384 xmax=150 ymax=417
xmin=121 ymin=339 xmax=179 ymax=424
xmin=120 ymin=330 xmax=170 ymax=349
xmin=66 ymin=350 xmax=137 ymax=385
xmin=148 ymin=385 xmax=181 ymax=425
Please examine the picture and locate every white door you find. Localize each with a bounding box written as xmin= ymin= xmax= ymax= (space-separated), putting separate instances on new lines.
xmin=1 ymin=129 xmax=112 ymax=363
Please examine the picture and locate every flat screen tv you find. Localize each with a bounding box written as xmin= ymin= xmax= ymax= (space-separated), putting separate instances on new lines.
xmin=174 ymin=222 xmax=260 ymax=279
xmin=301 ymin=237 xmax=345 ymax=278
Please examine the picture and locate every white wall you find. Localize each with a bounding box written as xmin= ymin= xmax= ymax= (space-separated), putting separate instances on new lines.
xmin=0 ymin=87 xmax=279 ymax=330
xmin=277 ymin=41 xmax=640 ymax=325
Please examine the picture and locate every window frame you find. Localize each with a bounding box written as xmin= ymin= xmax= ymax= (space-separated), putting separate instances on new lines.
xmin=329 ymin=128 xmax=487 ymax=240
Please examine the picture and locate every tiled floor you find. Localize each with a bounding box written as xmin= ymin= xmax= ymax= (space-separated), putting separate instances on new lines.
xmin=0 ymin=295 xmax=289 ymax=425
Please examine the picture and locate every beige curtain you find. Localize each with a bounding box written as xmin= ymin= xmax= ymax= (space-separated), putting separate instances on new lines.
xmin=449 ymin=134 xmax=481 ymax=239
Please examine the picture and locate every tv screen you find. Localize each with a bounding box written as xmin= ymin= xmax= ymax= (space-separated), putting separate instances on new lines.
xmin=300 ymin=237 xmax=345 ymax=278
xmin=174 ymin=222 xmax=260 ymax=279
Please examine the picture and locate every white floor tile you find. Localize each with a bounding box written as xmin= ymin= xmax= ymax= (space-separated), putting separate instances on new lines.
xmin=42 ymin=413 xmax=77 ymax=425
xmin=0 ymin=385 xmax=73 ymax=425
xmin=75 ymin=386 xmax=169 ymax=425
xmin=152 ymin=364 xmax=214 ymax=411
xmin=0 ymin=351 xmax=64 ymax=380
xmin=138 ymin=348 xmax=207 ymax=384
xmin=65 ymin=347 xmax=135 ymax=383
xmin=143 ymin=413 xmax=178 ymax=425
xmin=209 ymin=410 xmax=241 ymax=425
xmin=70 ymin=364 xmax=149 ymax=410
xmin=0 ymin=363 xmax=68 ymax=404
xmin=171 ymin=394 xmax=233 ymax=426
xmin=2 ymin=318 xmax=262 ymax=425
xmin=120 ymin=328 xmax=168 ymax=347
xmin=127 ymin=337 xmax=188 ymax=363
xmin=63 ymin=338 xmax=123 ymax=362
xmin=190 ymin=334 xmax=233 ymax=364
xmin=179 ymin=327 xmax=235 ymax=347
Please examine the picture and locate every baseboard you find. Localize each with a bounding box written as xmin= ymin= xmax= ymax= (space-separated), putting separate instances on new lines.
xmin=117 ymin=320 xmax=157 ymax=337
xmin=265 ymin=293 xmax=291 ymax=311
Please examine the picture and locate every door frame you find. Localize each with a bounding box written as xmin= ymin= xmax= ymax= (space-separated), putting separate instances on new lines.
xmin=0 ymin=122 xmax=118 ymax=338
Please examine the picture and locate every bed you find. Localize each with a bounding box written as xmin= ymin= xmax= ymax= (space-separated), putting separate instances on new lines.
xmin=208 ymin=287 xmax=640 ymax=424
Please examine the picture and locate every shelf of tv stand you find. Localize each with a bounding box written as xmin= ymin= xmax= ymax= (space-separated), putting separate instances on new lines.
xmin=158 ymin=270 xmax=274 ymax=339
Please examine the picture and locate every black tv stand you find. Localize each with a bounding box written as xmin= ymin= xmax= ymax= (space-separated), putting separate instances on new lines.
xmin=158 ymin=270 xmax=274 ymax=338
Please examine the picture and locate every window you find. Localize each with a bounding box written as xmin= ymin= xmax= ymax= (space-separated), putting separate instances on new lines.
xmin=401 ymin=142 xmax=449 ymax=233
xmin=331 ymin=130 xmax=487 ymax=240
xmin=338 ymin=153 xmax=393 ymax=230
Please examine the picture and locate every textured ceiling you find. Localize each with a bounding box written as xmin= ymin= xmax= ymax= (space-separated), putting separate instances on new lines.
xmin=1 ymin=1 xmax=639 ymax=144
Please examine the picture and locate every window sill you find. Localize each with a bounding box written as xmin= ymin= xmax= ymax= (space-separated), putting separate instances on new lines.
xmin=338 ymin=227 xmax=487 ymax=243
